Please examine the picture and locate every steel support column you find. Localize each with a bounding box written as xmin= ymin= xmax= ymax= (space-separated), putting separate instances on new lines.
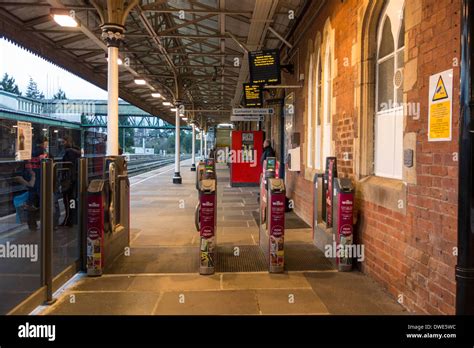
xmin=191 ymin=124 xmax=196 ymax=171
xmin=173 ymin=101 xmax=182 ymax=184
xmin=200 ymin=129 xmax=204 ymax=160
xmin=106 ymin=44 xmax=120 ymax=156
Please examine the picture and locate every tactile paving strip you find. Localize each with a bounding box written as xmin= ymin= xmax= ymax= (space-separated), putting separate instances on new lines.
xmin=106 ymin=244 xmax=334 ymax=274
xmin=216 ymin=245 xmax=267 ymax=272
xmin=106 ymin=247 xmax=199 ymax=274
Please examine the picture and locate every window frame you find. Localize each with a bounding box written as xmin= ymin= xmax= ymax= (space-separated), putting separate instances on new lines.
xmin=374 ymin=0 xmax=405 ymax=180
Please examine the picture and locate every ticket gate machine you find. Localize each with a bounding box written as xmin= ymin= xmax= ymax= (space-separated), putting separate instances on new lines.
xmin=86 ymin=156 xmax=130 ymax=276
xmin=259 ymin=158 xmax=276 ymax=224
xmin=195 ymin=158 xmax=217 ymax=275
xmin=259 ymin=158 xmax=286 ymax=273
xmin=333 ymin=178 xmax=355 ymax=272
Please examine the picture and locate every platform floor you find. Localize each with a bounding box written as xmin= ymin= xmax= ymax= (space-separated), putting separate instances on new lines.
xmin=38 ymin=161 xmax=407 ymax=315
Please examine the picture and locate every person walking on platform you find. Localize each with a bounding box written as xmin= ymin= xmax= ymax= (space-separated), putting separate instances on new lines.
xmin=209 ymin=147 xmax=216 ymax=159
xmin=260 ymin=139 xmax=276 ymax=166
xmin=25 ymin=137 xmax=48 ymax=231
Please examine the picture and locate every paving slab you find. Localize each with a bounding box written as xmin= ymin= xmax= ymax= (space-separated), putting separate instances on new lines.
xmin=153 ymin=290 xmax=259 ymax=315
xmin=45 ymin=291 xmax=160 ymax=315
xmin=221 ymin=273 xmax=313 ymax=290
xmin=303 ymin=272 xmax=407 ymax=315
xmin=128 ymin=274 xmax=221 ymax=292
xmin=70 ymin=275 xmax=135 ymax=292
xmin=256 ymin=289 xmax=329 ymax=315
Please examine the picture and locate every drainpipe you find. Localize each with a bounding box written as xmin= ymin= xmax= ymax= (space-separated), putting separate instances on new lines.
xmin=457 ymin=0 xmax=474 ymax=315
xmin=279 ymin=96 xmax=286 ymax=180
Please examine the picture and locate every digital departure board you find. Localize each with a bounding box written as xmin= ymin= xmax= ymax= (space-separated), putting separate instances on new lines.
xmin=248 ymin=49 xmax=281 ymax=85
xmin=243 ymin=83 xmax=263 ymax=107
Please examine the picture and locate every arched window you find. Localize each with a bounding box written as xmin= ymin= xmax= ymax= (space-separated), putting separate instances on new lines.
xmin=375 ymin=0 xmax=405 ymax=179
xmin=322 ymin=39 xmax=332 ymax=164
xmin=306 ymin=54 xmax=314 ymax=168
xmin=315 ymin=53 xmax=322 ymax=170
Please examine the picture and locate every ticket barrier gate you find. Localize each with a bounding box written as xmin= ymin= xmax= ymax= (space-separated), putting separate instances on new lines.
xmin=195 ymin=159 xmax=217 ymax=275
xmin=313 ymin=157 xmax=355 ymax=271
xmin=86 ymin=156 xmax=130 ymax=276
xmin=313 ymin=173 xmax=325 ymax=232
xmin=259 ymin=158 xmax=286 ymax=273
xmin=332 ymin=178 xmax=355 ymax=272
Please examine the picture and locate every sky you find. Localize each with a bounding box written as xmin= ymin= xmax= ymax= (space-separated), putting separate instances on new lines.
xmin=0 ymin=38 xmax=109 ymax=100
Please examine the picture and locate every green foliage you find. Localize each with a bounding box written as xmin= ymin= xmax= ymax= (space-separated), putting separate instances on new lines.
xmin=25 ymin=77 xmax=44 ymax=99
xmin=53 ymin=88 xmax=67 ymax=100
xmin=119 ymin=117 xmax=135 ymax=153
xmin=0 ymin=73 xmax=21 ymax=95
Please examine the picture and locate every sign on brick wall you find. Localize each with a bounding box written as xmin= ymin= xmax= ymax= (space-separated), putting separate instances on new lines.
xmin=428 ymin=69 xmax=453 ymax=142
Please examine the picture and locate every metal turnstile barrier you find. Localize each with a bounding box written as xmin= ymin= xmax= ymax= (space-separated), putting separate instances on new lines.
xmin=85 ymin=156 xmax=130 ymax=276
xmin=333 ymin=178 xmax=355 ymax=272
xmin=195 ymin=159 xmax=217 ymax=275
xmin=259 ymin=158 xmax=286 ymax=273
xmin=312 ymin=173 xmax=325 ymax=237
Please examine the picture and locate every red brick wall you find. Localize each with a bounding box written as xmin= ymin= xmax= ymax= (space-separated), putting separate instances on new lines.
xmin=280 ymin=0 xmax=460 ymax=314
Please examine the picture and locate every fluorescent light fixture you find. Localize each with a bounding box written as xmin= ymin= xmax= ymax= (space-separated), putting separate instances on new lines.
xmin=42 ymin=128 xmax=47 ymax=132
xmin=182 ymin=118 xmax=188 ymax=121
xmin=134 ymin=79 xmax=146 ymax=85
xmin=51 ymin=10 xmax=78 ymax=27
xmin=54 ymin=130 xmax=59 ymax=133
xmin=170 ymin=108 xmax=177 ymax=112
xmin=151 ymin=93 xmax=162 ymax=98
xmin=163 ymin=102 xmax=172 ymax=106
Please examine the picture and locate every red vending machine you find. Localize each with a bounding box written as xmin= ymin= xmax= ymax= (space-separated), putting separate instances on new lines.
xmin=230 ymin=131 xmax=264 ymax=186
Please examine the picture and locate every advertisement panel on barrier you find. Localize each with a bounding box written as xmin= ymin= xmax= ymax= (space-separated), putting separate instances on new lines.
xmin=268 ymin=179 xmax=285 ymax=273
xmin=86 ymin=188 xmax=104 ymax=276
xmin=336 ymin=192 xmax=354 ymax=270
xmin=200 ymin=191 xmax=216 ymax=273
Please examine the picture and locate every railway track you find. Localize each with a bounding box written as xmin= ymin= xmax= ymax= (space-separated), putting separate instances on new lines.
xmin=126 ymin=155 xmax=190 ymax=177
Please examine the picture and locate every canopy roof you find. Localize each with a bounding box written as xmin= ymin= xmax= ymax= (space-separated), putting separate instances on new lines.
xmin=0 ymin=0 xmax=307 ymax=127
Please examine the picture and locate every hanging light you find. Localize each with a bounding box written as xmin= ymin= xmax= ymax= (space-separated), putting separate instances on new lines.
xmin=51 ymin=9 xmax=78 ymax=27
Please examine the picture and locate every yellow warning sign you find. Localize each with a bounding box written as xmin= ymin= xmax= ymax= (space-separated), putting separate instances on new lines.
xmin=432 ymin=76 xmax=449 ymax=101
xmin=429 ymin=101 xmax=451 ymax=139
xmin=428 ymin=69 xmax=453 ymax=142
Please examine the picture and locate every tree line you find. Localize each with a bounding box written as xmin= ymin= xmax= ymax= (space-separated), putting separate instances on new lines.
xmin=0 ymin=73 xmax=67 ymax=99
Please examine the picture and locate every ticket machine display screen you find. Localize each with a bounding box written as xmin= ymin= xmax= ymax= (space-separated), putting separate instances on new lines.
xmin=266 ymin=157 xmax=276 ymax=171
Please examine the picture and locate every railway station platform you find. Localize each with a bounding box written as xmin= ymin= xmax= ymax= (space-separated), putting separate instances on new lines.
xmin=35 ymin=160 xmax=405 ymax=316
